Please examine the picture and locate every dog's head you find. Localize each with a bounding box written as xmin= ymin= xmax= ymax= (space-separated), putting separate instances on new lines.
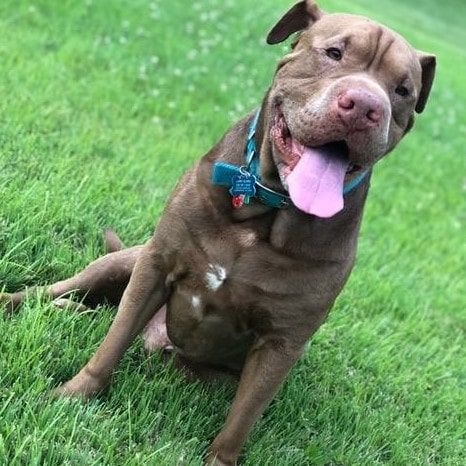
xmin=263 ymin=0 xmax=436 ymax=217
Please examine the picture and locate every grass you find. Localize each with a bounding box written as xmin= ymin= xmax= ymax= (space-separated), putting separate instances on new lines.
xmin=0 ymin=0 xmax=465 ymax=464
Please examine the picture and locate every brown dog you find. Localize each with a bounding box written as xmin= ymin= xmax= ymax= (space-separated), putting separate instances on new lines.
xmin=1 ymin=1 xmax=435 ymax=464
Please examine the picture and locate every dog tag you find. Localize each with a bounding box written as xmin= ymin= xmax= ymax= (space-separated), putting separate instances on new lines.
xmin=229 ymin=173 xmax=256 ymax=198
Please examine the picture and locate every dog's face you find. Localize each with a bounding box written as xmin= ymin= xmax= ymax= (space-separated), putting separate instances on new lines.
xmin=264 ymin=1 xmax=436 ymax=217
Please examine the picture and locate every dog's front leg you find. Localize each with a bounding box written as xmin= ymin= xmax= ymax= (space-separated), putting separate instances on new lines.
xmin=55 ymin=238 xmax=168 ymax=397
xmin=206 ymin=339 xmax=303 ymax=466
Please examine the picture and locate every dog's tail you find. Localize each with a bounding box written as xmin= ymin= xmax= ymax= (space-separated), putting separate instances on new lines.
xmin=103 ymin=228 xmax=126 ymax=253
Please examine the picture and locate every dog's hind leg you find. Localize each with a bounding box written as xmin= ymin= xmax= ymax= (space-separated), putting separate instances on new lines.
xmin=1 ymin=245 xmax=143 ymax=315
xmin=54 ymin=237 xmax=169 ymax=397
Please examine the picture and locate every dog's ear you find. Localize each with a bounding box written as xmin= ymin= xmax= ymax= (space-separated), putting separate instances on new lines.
xmin=415 ymin=52 xmax=436 ymax=113
xmin=267 ymin=0 xmax=323 ymax=45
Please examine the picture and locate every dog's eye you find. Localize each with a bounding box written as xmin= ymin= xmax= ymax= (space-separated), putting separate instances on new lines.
xmin=326 ymin=47 xmax=342 ymax=61
xmin=395 ymin=85 xmax=409 ymax=97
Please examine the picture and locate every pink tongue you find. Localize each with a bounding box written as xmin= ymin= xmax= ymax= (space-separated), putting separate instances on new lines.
xmin=287 ymin=144 xmax=349 ymax=218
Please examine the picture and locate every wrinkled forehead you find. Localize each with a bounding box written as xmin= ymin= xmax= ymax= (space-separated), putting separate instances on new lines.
xmin=300 ymin=13 xmax=421 ymax=79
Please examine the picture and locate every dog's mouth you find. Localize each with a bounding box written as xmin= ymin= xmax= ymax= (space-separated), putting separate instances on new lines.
xmin=271 ymin=112 xmax=363 ymax=218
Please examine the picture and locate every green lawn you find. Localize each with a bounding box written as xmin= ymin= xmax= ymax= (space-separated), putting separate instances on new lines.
xmin=1 ymin=0 xmax=465 ymax=464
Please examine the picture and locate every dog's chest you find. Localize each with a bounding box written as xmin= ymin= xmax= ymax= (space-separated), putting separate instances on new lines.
xmin=165 ymin=243 xmax=264 ymax=357
xmin=163 ymin=233 xmax=322 ymax=365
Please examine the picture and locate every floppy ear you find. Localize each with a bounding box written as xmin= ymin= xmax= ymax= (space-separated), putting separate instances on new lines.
xmin=415 ymin=52 xmax=436 ymax=113
xmin=267 ymin=0 xmax=323 ymax=45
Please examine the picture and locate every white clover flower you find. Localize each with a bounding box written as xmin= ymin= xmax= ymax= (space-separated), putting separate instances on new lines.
xmin=138 ymin=64 xmax=147 ymax=80
xmin=235 ymin=102 xmax=245 ymax=112
xmin=187 ymin=49 xmax=198 ymax=60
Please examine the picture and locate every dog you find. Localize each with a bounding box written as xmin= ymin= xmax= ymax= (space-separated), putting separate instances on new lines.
xmin=1 ymin=1 xmax=435 ymax=464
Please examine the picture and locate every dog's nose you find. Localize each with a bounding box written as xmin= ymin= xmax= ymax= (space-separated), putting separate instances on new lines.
xmin=337 ymin=88 xmax=383 ymax=130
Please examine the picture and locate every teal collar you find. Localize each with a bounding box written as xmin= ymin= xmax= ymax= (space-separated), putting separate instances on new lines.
xmin=211 ymin=110 xmax=368 ymax=210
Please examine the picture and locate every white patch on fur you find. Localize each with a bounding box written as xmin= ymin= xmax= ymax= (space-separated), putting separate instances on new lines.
xmin=238 ymin=230 xmax=258 ymax=247
xmin=205 ymin=263 xmax=227 ymax=291
xmin=191 ymin=295 xmax=201 ymax=308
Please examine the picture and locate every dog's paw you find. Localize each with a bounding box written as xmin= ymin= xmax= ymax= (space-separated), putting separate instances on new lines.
xmin=0 ymin=292 xmax=21 ymax=315
xmin=204 ymin=457 xmax=232 ymax=466
xmin=204 ymin=450 xmax=235 ymax=466
xmin=52 ymin=371 xmax=107 ymax=399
